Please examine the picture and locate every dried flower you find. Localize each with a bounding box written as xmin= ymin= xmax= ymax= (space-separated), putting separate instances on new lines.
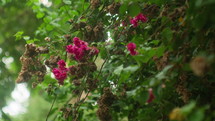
xmin=190 ymin=56 xmax=208 ymax=76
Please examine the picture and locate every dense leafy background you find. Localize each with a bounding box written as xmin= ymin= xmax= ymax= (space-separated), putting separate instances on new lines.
xmin=0 ymin=0 xmax=215 ymax=121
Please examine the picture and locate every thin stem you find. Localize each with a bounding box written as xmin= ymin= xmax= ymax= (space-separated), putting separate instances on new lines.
xmin=76 ymin=90 xmax=84 ymax=103
xmin=96 ymin=56 xmax=108 ymax=79
xmin=73 ymin=90 xmax=90 ymax=121
xmin=46 ymin=95 xmax=57 ymax=121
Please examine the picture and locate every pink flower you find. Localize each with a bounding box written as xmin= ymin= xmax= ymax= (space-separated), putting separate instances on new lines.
xmin=73 ymin=37 xmax=88 ymax=48
xmin=135 ymin=13 xmax=148 ymax=23
xmin=73 ymin=37 xmax=80 ymax=42
xmin=52 ymin=68 xmax=67 ymax=85
xmin=130 ymin=50 xmax=138 ymax=56
xmin=127 ymin=42 xmax=138 ymax=56
xmin=73 ymin=37 xmax=81 ymax=47
xmin=66 ymin=45 xmax=74 ymax=53
xmin=57 ymin=60 xmax=66 ymax=67
xmin=74 ymin=48 xmax=85 ymax=60
xmin=130 ymin=13 xmax=148 ymax=27
xmin=130 ymin=18 xmax=138 ymax=27
xmin=146 ymin=88 xmax=155 ymax=103
xmin=52 ymin=60 xmax=69 ymax=85
xmin=80 ymin=44 xmax=89 ymax=51
xmin=66 ymin=37 xmax=91 ymax=61
xmin=57 ymin=60 xmax=68 ymax=71
xmin=127 ymin=42 xmax=136 ymax=51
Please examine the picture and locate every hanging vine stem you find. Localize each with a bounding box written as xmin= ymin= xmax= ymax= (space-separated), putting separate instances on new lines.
xmin=73 ymin=90 xmax=90 ymax=121
xmin=46 ymin=84 xmax=61 ymax=121
xmin=46 ymin=94 xmax=57 ymax=121
xmin=96 ymin=56 xmax=109 ymax=79
xmin=73 ymin=56 xmax=109 ymax=121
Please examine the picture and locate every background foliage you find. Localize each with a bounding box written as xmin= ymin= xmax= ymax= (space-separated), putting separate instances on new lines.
xmin=1 ymin=0 xmax=215 ymax=121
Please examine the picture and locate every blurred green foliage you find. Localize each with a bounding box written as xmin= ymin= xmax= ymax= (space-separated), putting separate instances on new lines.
xmin=0 ymin=0 xmax=42 ymax=120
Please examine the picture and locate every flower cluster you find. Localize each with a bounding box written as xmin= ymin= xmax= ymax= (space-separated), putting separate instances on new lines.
xmin=66 ymin=37 xmax=89 ymax=60
xmin=52 ymin=60 xmax=68 ymax=85
xmin=130 ymin=13 xmax=148 ymax=27
xmin=127 ymin=42 xmax=138 ymax=56
xmin=66 ymin=37 xmax=99 ymax=60
xmin=146 ymin=88 xmax=155 ymax=103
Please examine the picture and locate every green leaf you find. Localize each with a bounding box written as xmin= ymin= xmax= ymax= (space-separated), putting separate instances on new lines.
xmin=181 ymin=101 xmax=196 ymax=115
xmin=134 ymin=90 xmax=148 ymax=105
xmin=36 ymin=12 xmax=45 ymax=19
xmin=63 ymin=0 xmax=71 ymax=4
xmin=119 ymin=3 xmax=128 ymax=15
xmin=26 ymin=39 xmax=34 ymax=44
xmin=119 ymin=71 xmax=131 ymax=83
xmin=128 ymin=3 xmax=141 ymax=17
xmin=155 ymin=65 xmax=173 ymax=80
xmin=23 ymin=36 xmax=30 ymax=41
xmin=46 ymin=24 xmax=54 ymax=31
xmin=161 ymin=28 xmax=173 ymax=45
xmin=189 ymin=109 xmax=204 ymax=121
xmin=54 ymin=0 xmax=62 ymax=5
xmin=123 ymin=65 xmax=139 ymax=73
xmin=114 ymin=65 xmax=124 ymax=75
xmin=14 ymin=31 xmax=24 ymax=40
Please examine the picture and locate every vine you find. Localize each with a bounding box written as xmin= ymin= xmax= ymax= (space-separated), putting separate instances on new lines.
xmin=16 ymin=0 xmax=215 ymax=121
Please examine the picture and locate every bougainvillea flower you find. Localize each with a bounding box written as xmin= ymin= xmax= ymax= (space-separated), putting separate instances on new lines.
xmin=127 ymin=43 xmax=138 ymax=56
xmin=146 ymin=88 xmax=155 ymax=103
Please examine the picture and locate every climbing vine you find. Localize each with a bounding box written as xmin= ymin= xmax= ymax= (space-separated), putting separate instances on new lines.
xmin=16 ymin=0 xmax=215 ymax=121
